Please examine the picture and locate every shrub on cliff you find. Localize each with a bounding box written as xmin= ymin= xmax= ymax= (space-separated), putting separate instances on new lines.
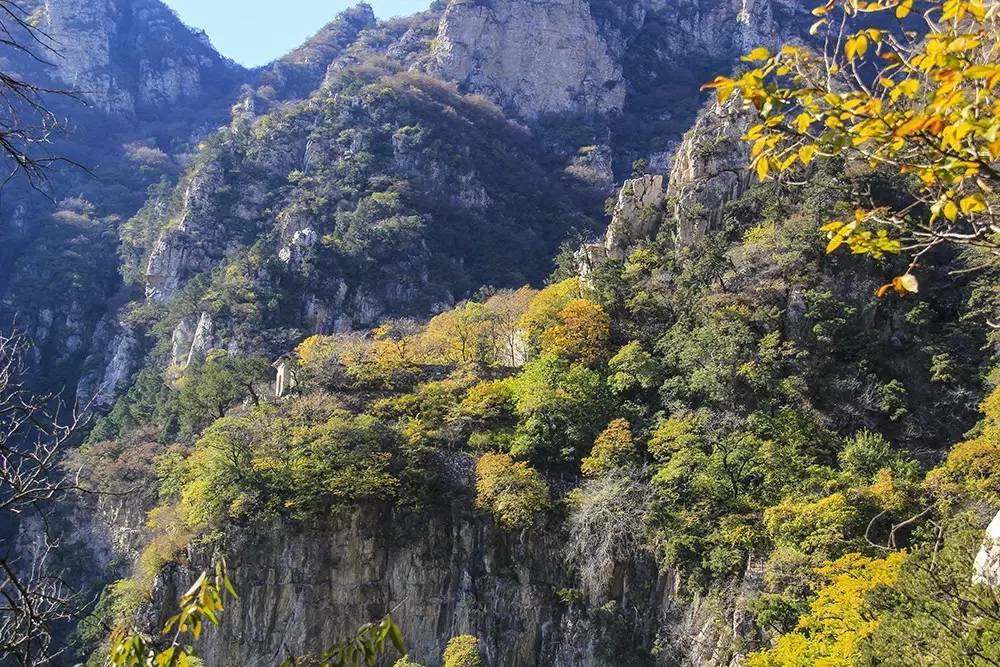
xmin=393 ymin=657 xmax=425 ymax=667
xmin=581 ymin=418 xmax=638 ymax=477
xmin=442 ymin=635 xmax=483 ymax=667
xmin=474 ymin=453 xmax=550 ymax=530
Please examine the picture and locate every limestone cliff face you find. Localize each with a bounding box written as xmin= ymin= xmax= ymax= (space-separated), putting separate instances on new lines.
xmin=604 ymin=174 xmax=666 ymax=260
xmin=667 ymin=99 xmax=755 ymax=246
xmin=431 ymin=0 xmax=627 ymax=119
xmin=41 ymin=0 xmax=244 ymax=115
xmin=429 ymin=0 xmax=807 ymax=122
xmin=153 ymin=503 xmax=754 ymax=667
xmin=579 ymin=99 xmax=753 ymax=273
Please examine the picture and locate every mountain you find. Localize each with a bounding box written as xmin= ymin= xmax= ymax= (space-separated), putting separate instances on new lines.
xmin=4 ymin=1 xmax=997 ymax=666
xmin=38 ymin=0 xmax=246 ymax=115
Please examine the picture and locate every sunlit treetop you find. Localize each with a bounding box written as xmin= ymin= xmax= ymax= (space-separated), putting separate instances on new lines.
xmin=704 ymin=0 xmax=1000 ymax=294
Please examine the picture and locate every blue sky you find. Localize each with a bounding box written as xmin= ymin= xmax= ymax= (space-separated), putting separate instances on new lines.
xmin=164 ymin=0 xmax=431 ymax=67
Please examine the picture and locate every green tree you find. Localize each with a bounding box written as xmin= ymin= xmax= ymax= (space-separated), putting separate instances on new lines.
xmin=507 ymin=354 xmax=610 ymax=465
xmin=607 ymin=341 xmax=660 ymax=395
xmin=178 ymin=350 xmax=269 ymax=431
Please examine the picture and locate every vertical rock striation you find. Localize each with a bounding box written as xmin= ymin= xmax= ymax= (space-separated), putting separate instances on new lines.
xmin=41 ymin=0 xmax=245 ymax=115
xmin=431 ymin=0 xmax=627 ymax=119
xmin=154 ymin=504 xmax=752 ymax=667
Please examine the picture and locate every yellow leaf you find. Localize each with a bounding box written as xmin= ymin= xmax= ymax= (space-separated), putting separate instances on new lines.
xmin=894 ymin=274 xmax=919 ymax=293
xmin=846 ymin=37 xmax=858 ymax=60
xmin=799 ymin=144 xmax=818 ymax=164
xmin=827 ymin=234 xmax=846 ymax=253
xmin=795 ymin=113 xmax=812 ymax=133
xmin=743 ymin=47 xmax=771 ymax=62
xmin=943 ymin=200 xmax=958 ymax=221
xmin=894 ymin=116 xmax=924 ymax=137
xmin=856 ymin=35 xmax=870 ymax=57
xmin=755 ymin=157 xmax=770 ymax=181
xmin=959 ymin=194 xmax=987 ymax=214
xmin=896 ymin=0 xmax=913 ymax=18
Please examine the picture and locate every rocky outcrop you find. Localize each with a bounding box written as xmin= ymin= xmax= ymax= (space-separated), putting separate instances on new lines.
xmin=76 ymin=318 xmax=142 ymax=409
xmin=429 ymin=0 xmax=807 ymax=125
xmin=170 ymin=311 xmax=215 ymax=368
xmin=431 ymin=0 xmax=627 ymax=119
xmin=153 ymin=502 xmax=754 ymax=667
xmin=604 ymin=174 xmax=666 ymax=259
xmin=668 ymin=100 xmax=754 ymax=246
xmin=145 ymin=158 xmax=234 ymax=302
xmin=579 ymin=98 xmax=753 ymax=274
xmin=974 ymin=511 xmax=1000 ymax=586
xmin=41 ymin=0 xmax=245 ymax=115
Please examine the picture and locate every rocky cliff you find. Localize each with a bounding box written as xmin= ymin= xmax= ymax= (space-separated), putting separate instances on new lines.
xmin=667 ymin=99 xmax=754 ymax=246
xmin=154 ymin=501 xmax=754 ymax=667
xmin=578 ymin=98 xmax=752 ymax=274
xmin=429 ymin=0 xmax=807 ymax=130
xmin=431 ymin=0 xmax=626 ymax=119
xmin=40 ymin=0 xmax=245 ymax=115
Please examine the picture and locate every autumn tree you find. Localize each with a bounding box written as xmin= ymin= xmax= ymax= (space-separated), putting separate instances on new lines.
xmin=518 ymin=278 xmax=582 ymax=354
xmin=540 ymin=299 xmax=612 ymax=367
xmin=748 ymin=552 xmax=906 ymax=666
xmin=474 ymin=453 xmax=550 ymax=529
xmin=704 ymin=0 xmax=1000 ymax=291
xmin=581 ymin=418 xmax=639 ymax=477
xmin=422 ymin=303 xmax=498 ymax=367
xmin=483 ymin=286 xmax=536 ymax=367
xmin=442 ymin=635 xmax=483 ymax=667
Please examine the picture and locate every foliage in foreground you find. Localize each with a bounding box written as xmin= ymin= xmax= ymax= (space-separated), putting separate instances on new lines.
xmin=705 ymin=0 xmax=1000 ymax=290
xmin=108 ymin=560 xmax=404 ymax=667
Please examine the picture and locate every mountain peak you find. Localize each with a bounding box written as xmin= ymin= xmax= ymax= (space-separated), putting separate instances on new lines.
xmin=40 ymin=0 xmax=245 ymax=115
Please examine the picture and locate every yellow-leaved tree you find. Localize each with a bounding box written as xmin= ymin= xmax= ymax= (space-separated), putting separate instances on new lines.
xmin=704 ymin=0 xmax=1000 ymax=292
xmin=748 ymin=551 xmax=906 ymax=667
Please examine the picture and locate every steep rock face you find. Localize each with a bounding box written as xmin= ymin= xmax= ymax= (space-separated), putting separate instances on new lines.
xmin=668 ymin=99 xmax=754 ymax=245
xmin=604 ymin=174 xmax=666 ymax=260
xmin=580 ymin=99 xmax=752 ymax=273
xmin=429 ymin=0 xmax=806 ymax=127
xmin=631 ymin=0 xmax=794 ymax=62
xmin=76 ymin=320 xmax=142 ymax=409
xmin=41 ymin=0 xmax=245 ymax=115
xmin=154 ymin=504 xmax=753 ymax=667
xmin=144 ymin=157 xmax=235 ymax=303
xmin=431 ymin=0 xmax=627 ymax=119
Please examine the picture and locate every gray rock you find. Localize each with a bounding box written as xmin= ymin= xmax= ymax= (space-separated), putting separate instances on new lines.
xmin=150 ymin=503 xmax=752 ymax=667
xmin=668 ymin=99 xmax=754 ymax=246
xmin=605 ymin=174 xmax=666 ymax=260
xmin=42 ymin=0 xmax=244 ymax=115
xmin=76 ymin=319 xmax=141 ymax=409
xmin=431 ymin=0 xmax=626 ymax=119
